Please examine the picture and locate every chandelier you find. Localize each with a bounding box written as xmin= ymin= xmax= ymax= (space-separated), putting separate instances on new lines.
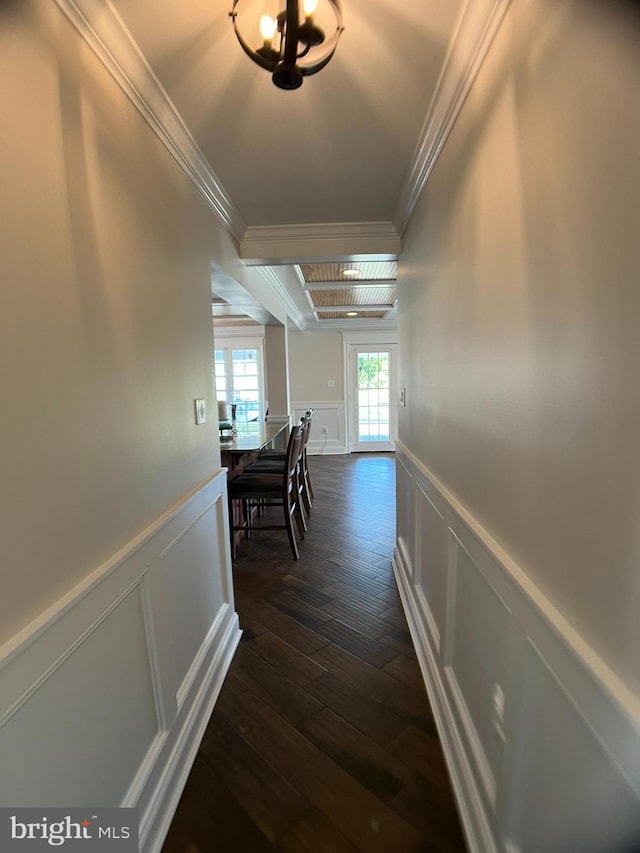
xmin=229 ymin=0 xmax=344 ymax=90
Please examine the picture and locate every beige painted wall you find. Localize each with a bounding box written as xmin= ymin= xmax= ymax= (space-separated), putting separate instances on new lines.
xmin=399 ymin=0 xmax=640 ymax=694
xmin=0 ymin=2 xmax=229 ymax=644
xmin=264 ymin=325 xmax=290 ymax=417
xmin=288 ymin=331 xmax=344 ymax=401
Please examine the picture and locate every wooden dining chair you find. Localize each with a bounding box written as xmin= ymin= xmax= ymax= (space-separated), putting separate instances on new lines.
xmin=252 ymin=410 xmax=314 ymax=515
xmin=300 ymin=408 xmax=314 ymax=508
xmin=228 ymin=420 xmax=305 ymax=559
xmin=242 ymin=417 xmax=307 ymax=529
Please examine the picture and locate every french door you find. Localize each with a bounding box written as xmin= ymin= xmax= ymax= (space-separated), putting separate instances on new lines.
xmin=214 ymin=345 xmax=264 ymax=424
xmin=348 ymin=345 xmax=397 ymax=452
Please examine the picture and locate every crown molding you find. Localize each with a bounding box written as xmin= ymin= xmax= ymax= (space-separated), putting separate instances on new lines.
xmin=341 ymin=330 xmax=398 ymax=344
xmin=394 ymin=0 xmax=512 ymax=235
xmin=53 ymin=0 xmax=246 ymax=241
xmin=52 ymin=0 xmax=509 ymax=259
xmin=255 ymin=267 xmax=307 ymax=332
xmin=308 ymin=319 xmax=398 ymax=334
xmin=240 ymin=222 xmax=401 ymax=264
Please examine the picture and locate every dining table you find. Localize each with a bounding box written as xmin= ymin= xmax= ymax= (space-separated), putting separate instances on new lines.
xmin=219 ymin=421 xmax=289 ymax=473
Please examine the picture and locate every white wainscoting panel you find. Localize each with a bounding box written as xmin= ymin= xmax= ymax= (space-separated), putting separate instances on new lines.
xmin=0 ymin=470 xmax=241 ymax=853
xmin=292 ymin=401 xmax=347 ymax=455
xmin=157 ymin=497 xmax=229 ymax=711
xmin=0 ymin=579 xmax=159 ymax=806
xmin=393 ymin=442 xmax=640 ymax=853
xmin=505 ymin=643 xmax=640 ymax=853
xmin=396 ymin=456 xmax=415 ymax=577
xmin=445 ymin=535 xmax=512 ymax=811
xmin=414 ymin=484 xmax=446 ymax=653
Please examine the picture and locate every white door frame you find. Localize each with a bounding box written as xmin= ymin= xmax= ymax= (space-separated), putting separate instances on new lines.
xmin=342 ymin=331 xmax=398 ymax=453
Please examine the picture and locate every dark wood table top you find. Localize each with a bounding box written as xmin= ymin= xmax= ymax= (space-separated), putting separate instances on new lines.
xmin=220 ymin=421 xmax=288 ymax=456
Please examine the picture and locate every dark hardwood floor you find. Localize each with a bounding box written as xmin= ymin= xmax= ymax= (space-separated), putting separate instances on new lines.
xmin=162 ymin=453 xmax=467 ymax=852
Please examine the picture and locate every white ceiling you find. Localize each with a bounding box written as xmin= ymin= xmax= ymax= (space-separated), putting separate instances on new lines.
xmin=89 ymin=0 xmax=505 ymax=329
xmin=113 ymin=0 xmax=464 ymax=228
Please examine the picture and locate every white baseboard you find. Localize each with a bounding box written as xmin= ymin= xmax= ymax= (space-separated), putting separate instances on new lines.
xmin=140 ymin=611 xmax=240 ymax=852
xmin=308 ymin=439 xmax=348 ymax=456
xmin=394 ymin=547 xmax=498 ymax=853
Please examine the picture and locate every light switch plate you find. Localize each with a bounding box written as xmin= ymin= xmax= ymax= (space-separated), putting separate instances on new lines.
xmin=194 ymin=398 xmax=207 ymax=424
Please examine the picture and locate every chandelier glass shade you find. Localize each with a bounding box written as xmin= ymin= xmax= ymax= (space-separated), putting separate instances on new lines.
xmin=229 ymin=0 xmax=344 ymax=90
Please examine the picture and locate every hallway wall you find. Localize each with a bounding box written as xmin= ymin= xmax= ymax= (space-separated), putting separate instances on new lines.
xmin=0 ymin=0 xmax=227 ymax=641
xmin=288 ymin=331 xmax=347 ymax=452
xmin=396 ymin=0 xmax=640 ymax=850
xmin=0 ymin=2 xmax=241 ymax=845
xmin=289 ymin=331 xmax=345 ymax=402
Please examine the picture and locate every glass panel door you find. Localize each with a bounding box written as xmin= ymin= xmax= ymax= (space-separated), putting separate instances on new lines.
xmin=358 ymin=351 xmax=390 ymax=442
xmin=349 ymin=345 xmax=397 ymax=452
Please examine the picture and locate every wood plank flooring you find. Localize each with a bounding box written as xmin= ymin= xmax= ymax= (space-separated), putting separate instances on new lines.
xmin=162 ymin=453 xmax=466 ymax=852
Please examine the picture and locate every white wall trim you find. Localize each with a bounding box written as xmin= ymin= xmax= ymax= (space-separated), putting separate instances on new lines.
xmin=159 ymin=496 xmax=221 ymax=560
xmin=394 ymin=545 xmax=499 ymax=853
xmin=292 ymin=400 xmax=347 ymax=455
xmin=0 ymin=571 xmax=147 ymax=731
xmin=240 ymin=221 xmax=401 ymax=264
xmin=416 ymin=584 xmax=441 ymax=656
xmin=176 ymin=603 xmax=227 ymax=711
xmin=51 ymin=0 xmax=512 ymax=263
xmin=140 ymin=576 xmax=169 ymax=732
xmin=445 ymin=666 xmax=498 ymax=810
xmin=124 ymin=730 xmax=168 ymax=811
xmin=305 ymin=319 xmax=398 ymax=333
xmin=341 ymin=330 xmax=399 ymax=346
xmin=139 ymin=611 xmax=240 ymax=852
xmin=308 ymin=438 xmax=347 ymax=455
xmin=0 ymin=470 xmax=227 ymax=671
xmin=213 ymin=329 xmax=266 ymax=342
xmin=394 ymin=0 xmax=512 ymax=235
xmin=52 ymin=0 xmax=245 ymax=240
xmin=0 ymin=470 xmax=241 ymax=851
xmin=413 ymin=481 xmax=445 ymax=653
xmin=394 ymin=442 xmax=640 ymax=852
xmin=255 ymin=267 xmax=307 ymax=331
xmin=396 ymin=441 xmax=640 ymax=723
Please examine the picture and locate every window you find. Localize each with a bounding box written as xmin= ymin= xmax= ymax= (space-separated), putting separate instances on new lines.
xmin=214 ymin=342 xmax=264 ymax=425
xmin=357 ymin=351 xmax=390 ymax=442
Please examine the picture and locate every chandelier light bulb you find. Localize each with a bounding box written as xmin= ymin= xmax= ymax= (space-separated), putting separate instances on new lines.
xmin=230 ymin=0 xmax=343 ymax=90
xmin=259 ymin=13 xmax=277 ymax=41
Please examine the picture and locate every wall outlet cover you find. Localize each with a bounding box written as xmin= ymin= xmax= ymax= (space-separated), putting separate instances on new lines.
xmin=194 ymin=398 xmax=207 ymax=424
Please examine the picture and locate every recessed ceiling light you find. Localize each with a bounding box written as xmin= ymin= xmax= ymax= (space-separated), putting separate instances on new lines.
xmin=342 ymin=268 xmax=360 ymax=278
xmin=346 ymin=311 xmax=358 ymax=316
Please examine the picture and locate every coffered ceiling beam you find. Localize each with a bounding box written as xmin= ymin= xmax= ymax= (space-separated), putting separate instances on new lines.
xmin=239 ymin=223 xmax=401 ymax=265
xmin=312 ymin=305 xmax=394 ymax=313
xmin=302 ymin=281 xmax=397 ymax=290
